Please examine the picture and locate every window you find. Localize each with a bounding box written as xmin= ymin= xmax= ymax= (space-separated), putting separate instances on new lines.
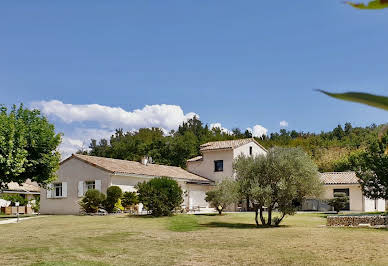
xmin=249 ymin=146 xmax=253 ymax=156
xmin=333 ymin=188 xmax=349 ymax=196
xmin=214 ymin=160 xmax=223 ymax=172
xmin=85 ymin=181 xmax=95 ymax=192
xmin=54 ymin=183 xmax=62 ymax=197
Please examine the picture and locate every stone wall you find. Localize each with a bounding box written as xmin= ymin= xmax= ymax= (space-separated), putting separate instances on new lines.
xmin=327 ymin=215 xmax=388 ymax=227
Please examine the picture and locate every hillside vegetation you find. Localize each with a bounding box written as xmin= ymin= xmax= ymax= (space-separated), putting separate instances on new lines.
xmin=80 ymin=117 xmax=381 ymax=172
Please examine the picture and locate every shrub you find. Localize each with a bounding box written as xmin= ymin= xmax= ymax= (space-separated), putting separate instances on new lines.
xmin=121 ymin=191 xmax=139 ymax=209
xmin=136 ymin=177 xmax=183 ymax=217
xmin=327 ymin=192 xmax=349 ymax=213
xmin=79 ymin=189 xmax=106 ymax=213
xmin=104 ymin=186 xmax=123 ymax=213
xmin=32 ymin=195 xmax=40 ymax=213
xmin=205 ymin=179 xmax=239 ymax=215
xmin=1 ymin=194 xmax=28 ymax=206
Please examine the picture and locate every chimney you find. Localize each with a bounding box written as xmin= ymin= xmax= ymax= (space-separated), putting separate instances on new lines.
xmin=141 ymin=156 xmax=148 ymax=166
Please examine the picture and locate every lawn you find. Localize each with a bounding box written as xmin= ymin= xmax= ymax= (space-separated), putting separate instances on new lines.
xmin=0 ymin=212 xmax=387 ymax=266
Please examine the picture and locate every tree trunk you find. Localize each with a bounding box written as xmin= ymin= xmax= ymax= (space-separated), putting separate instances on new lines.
xmin=275 ymin=212 xmax=286 ymax=226
xmin=267 ymin=206 xmax=272 ymax=226
xmin=259 ymin=206 xmax=266 ymax=225
xmin=218 ymin=209 xmax=222 ymax=215
xmin=246 ymin=196 xmax=250 ymax=211
xmin=254 ymin=207 xmax=259 ymax=227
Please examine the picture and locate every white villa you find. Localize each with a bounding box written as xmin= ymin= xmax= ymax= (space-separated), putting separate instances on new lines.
xmin=40 ymin=138 xmax=386 ymax=214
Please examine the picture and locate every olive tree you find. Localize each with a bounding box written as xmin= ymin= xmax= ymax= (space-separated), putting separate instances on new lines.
xmin=234 ymin=147 xmax=323 ymax=226
xmin=205 ymin=179 xmax=239 ymax=215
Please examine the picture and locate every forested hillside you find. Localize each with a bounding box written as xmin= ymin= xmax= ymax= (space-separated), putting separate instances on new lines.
xmin=79 ymin=117 xmax=382 ymax=172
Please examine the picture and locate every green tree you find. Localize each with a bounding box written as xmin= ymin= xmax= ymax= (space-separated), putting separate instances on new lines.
xmin=349 ymin=134 xmax=388 ymax=200
xmin=0 ymin=104 xmax=61 ymax=189
xmin=205 ymin=179 xmax=240 ymax=215
xmin=234 ymin=147 xmax=322 ymax=226
xmin=104 ymin=186 xmax=123 ymax=213
xmin=136 ymin=177 xmax=183 ymax=217
xmin=327 ymin=192 xmax=349 ymax=213
xmin=79 ymin=189 xmax=106 ymax=213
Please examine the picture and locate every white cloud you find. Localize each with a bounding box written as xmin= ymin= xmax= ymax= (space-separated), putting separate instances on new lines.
xmin=247 ymin=125 xmax=268 ymax=138
xmin=59 ymin=128 xmax=114 ymax=159
xmin=31 ymin=100 xmax=198 ymax=158
xmin=210 ymin=122 xmax=232 ymax=134
xmin=32 ymin=100 xmax=198 ymax=132
xmin=280 ymin=120 xmax=289 ymax=127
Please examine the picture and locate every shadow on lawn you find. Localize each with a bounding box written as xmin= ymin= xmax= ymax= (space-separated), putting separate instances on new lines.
xmin=201 ymin=222 xmax=289 ymax=229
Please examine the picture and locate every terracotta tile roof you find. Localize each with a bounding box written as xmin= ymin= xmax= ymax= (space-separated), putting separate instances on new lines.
xmin=200 ymin=138 xmax=267 ymax=152
xmin=187 ymin=156 xmax=203 ymax=162
xmin=320 ymin=172 xmax=359 ymax=185
xmin=4 ymin=179 xmax=40 ymax=193
xmin=68 ymin=154 xmax=212 ymax=183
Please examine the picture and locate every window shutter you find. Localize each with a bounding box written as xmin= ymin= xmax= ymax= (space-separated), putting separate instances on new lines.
xmin=62 ymin=182 xmax=67 ymax=198
xmin=46 ymin=184 xmax=53 ymax=199
xmin=95 ymin=180 xmax=102 ymax=192
xmin=78 ymin=181 xmax=84 ymax=197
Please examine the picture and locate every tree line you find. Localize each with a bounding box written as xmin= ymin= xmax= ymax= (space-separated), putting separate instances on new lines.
xmin=81 ymin=117 xmax=382 ymax=172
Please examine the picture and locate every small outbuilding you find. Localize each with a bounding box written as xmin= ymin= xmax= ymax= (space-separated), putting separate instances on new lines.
xmin=302 ymin=172 xmax=386 ymax=212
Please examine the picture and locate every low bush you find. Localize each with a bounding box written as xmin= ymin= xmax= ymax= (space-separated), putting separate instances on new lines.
xmin=79 ymin=189 xmax=106 ymax=213
xmin=136 ymin=177 xmax=183 ymax=217
xmin=104 ymin=186 xmax=123 ymax=213
xmin=121 ymin=191 xmax=139 ymax=209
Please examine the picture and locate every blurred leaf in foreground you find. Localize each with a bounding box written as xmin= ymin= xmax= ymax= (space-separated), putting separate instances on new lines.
xmin=346 ymin=0 xmax=388 ymax=9
xmin=317 ymin=90 xmax=388 ymax=111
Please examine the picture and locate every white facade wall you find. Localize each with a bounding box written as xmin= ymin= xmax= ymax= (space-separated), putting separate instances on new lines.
xmin=323 ymin=184 xmax=386 ymax=212
xmin=187 ymin=140 xmax=267 ymax=183
xmin=233 ymin=142 xmax=267 ymax=159
xmin=40 ymin=157 xmax=213 ymax=214
xmin=40 ymin=158 xmax=112 ymax=214
xmin=187 ymin=149 xmax=234 ymax=183
xmin=322 ymin=184 xmax=363 ymax=212
xmin=183 ymin=183 xmax=213 ymax=209
xmin=364 ymin=198 xmax=386 ymax=212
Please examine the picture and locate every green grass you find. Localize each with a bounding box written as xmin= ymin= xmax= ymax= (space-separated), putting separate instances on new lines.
xmin=0 ymin=213 xmax=387 ymax=265
xmin=167 ymin=214 xmax=201 ymax=232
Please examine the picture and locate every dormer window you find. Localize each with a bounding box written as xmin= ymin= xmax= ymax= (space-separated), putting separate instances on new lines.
xmin=249 ymin=146 xmax=253 ymax=156
xmin=214 ymin=160 xmax=223 ymax=172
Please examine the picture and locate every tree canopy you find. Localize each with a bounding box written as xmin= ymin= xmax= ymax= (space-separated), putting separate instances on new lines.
xmin=234 ymin=147 xmax=322 ymax=226
xmin=346 ymin=134 xmax=388 ymax=200
xmin=0 ymin=104 xmax=61 ymax=189
xmin=82 ymin=116 xmax=382 ymax=173
xmin=205 ymin=179 xmax=240 ymax=215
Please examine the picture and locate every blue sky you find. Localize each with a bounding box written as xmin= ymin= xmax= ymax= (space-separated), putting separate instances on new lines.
xmin=1 ymin=1 xmax=388 ymax=156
